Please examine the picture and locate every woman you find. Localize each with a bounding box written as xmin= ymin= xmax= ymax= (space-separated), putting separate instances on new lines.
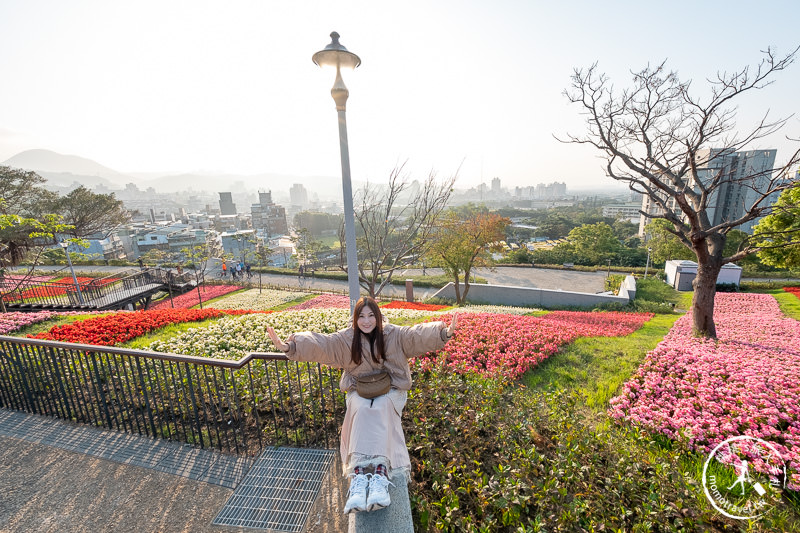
xmin=267 ymin=296 xmax=458 ymax=514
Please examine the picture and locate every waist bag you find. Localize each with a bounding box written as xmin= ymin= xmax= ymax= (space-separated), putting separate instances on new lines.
xmin=356 ymin=370 xmax=391 ymax=399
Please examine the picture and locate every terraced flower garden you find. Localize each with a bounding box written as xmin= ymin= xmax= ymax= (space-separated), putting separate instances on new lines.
xmin=2 ymin=285 xmax=799 ymax=531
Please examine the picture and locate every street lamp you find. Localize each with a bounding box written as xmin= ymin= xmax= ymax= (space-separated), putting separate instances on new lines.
xmin=644 ymin=247 xmax=652 ymax=279
xmin=313 ymin=31 xmax=361 ymax=312
xmin=60 ymin=241 xmax=85 ymax=305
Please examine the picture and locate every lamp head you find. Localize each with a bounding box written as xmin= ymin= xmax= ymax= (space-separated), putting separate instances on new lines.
xmin=312 ymin=32 xmax=361 ymax=70
xmin=59 ymin=241 xmax=68 ymax=249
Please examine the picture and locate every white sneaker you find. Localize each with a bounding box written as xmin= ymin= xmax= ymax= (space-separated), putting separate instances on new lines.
xmin=366 ymin=473 xmax=394 ymax=511
xmin=343 ymin=473 xmax=369 ymax=514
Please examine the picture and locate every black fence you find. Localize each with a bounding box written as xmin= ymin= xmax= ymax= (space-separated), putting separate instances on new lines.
xmin=0 ymin=336 xmax=344 ymax=455
xmin=1 ymin=268 xmax=196 ymax=310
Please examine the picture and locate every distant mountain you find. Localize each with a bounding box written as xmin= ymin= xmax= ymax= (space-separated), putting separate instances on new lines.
xmin=1 ymin=148 xmax=344 ymax=199
xmin=2 ymin=149 xmax=131 ymax=182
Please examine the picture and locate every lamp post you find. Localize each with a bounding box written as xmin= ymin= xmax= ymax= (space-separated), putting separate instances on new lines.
xmin=60 ymin=241 xmax=85 ymax=305
xmin=644 ymin=247 xmax=652 ymax=279
xmin=313 ymin=31 xmax=361 ymax=312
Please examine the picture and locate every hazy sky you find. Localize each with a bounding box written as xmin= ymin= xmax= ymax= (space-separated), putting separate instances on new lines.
xmin=1 ymin=0 xmax=798 ymax=191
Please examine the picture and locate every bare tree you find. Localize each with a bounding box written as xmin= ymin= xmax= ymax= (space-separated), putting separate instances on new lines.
xmin=341 ymin=163 xmax=457 ymax=297
xmin=561 ymin=47 xmax=800 ymax=338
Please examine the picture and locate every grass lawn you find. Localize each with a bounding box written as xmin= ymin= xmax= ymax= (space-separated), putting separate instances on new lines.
xmin=522 ymin=313 xmax=681 ymax=409
xmin=119 ymin=319 xmax=226 ymax=350
xmin=764 ymin=288 xmax=800 ymax=320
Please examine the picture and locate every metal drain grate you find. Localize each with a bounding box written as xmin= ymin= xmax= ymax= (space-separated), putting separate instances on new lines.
xmin=213 ymin=447 xmax=336 ymax=532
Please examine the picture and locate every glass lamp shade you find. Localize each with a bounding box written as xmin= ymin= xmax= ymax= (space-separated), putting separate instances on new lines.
xmin=312 ymin=32 xmax=360 ymax=70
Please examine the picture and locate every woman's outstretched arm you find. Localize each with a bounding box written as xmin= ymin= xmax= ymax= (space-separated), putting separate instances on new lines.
xmin=267 ymin=325 xmax=351 ymax=368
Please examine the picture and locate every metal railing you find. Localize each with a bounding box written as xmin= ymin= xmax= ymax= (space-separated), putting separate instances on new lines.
xmin=1 ymin=268 xmax=195 ymax=310
xmin=0 ymin=336 xmax=344 ymax=455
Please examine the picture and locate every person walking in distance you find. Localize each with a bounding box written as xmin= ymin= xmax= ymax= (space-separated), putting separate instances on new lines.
xmin=222 ymin=262 xmax=227 ymax=277
xmin=268 ymin=297 xmax=458 ymax=514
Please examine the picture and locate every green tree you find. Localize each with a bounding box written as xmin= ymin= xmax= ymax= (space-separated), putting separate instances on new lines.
xmin=643 ymin=219 xmax=694 ymax=265
xmin=425 ymin=208 xmax=509 ymax=305
xmin=0 ymin=166 xmax=58 ymax=217
xmin=753 ymin=185 xmax=800 ymax=270
xmin=49 ymin=186 xmax=130 ymax=238
xmin=562 ymin=48 xmax=800 ymax=337
xmin=565 ymin=222 xmax=621 ymax=265
xmin=0 ymin=212 xmax=80 ymax=311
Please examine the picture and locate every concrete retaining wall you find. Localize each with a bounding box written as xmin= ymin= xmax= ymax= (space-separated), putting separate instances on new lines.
xmin=431 ymin=276 xmax=636 ymax=309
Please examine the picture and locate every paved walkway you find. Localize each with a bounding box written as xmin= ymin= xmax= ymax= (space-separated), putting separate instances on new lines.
xmin=0 ymin=408 xmax=347 ymax=533
xmin=22 ymin=265 xmax=609 ymax=300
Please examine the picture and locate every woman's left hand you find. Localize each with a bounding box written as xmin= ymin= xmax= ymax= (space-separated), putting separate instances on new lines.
xmin=446 ymin=312 xmax=459 ymax=337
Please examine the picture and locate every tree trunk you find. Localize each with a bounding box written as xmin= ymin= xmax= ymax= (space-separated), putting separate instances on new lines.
xmin=691 ymin=260 xmax=722 ymax=338
xmin=453 ymin=273 xmax=462 ymax=305
xmin=461 ymin=268 xmax=472 ymax=304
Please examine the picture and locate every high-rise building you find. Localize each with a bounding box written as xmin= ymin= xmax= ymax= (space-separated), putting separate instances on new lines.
xmin=289 ymin=184 xmax=309 ymax=209
xmin=491 ymin=177 xmax=501 ymax=194
xmin=219 ymin=192 xmax=237 ymax=215
xmin=251 ymin=190 xmax=288 ymax=237
xmin=639 ymin=148 xmax=778 ymax=236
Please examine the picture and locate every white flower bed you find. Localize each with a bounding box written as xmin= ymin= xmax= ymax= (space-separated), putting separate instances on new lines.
xmin=205 ymin=288 xmax=311 ymax=311
xmin=148 ymin=308 xmax=439 ymax=360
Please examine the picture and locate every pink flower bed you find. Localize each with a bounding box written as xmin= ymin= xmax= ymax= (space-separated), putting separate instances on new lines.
xmin=608 ymin=293 xmax=800 ymax=490
xmin=0 ymin=311 xmax=60 ymax=334
xmin=0 ymin=310 xmax=109 ymax=335
xmin=150 ymin=285 xmax=243 ymax=310
xmin=1 ymin=274 xmax=54 ymax=288
xmin=285 ymin=293 xmax=350 ymax=310
xmin=414 ymin=311 xmax=653 ymax=381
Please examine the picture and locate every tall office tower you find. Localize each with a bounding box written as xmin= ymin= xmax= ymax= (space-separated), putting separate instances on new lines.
xmin=219 ymin=192 xmax=237 ymax=215
xmin=491 ymin=177 xmax=501 ymax=195
xmin=289 ymin=184 xmax=309 ymax=209
xmin=639 ymin=148 xmax=778 ymax=236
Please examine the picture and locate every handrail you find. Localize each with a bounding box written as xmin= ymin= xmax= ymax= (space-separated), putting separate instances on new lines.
xmin=0 ymin=335 xmax=288 ymax=369
xmin=1 ymin=267 xmax=196 ymax=310
xmin=0 ymin=335 xmax=343 ymax=454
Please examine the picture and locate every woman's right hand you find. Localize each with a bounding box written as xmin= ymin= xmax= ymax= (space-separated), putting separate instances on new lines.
xmin=267 ymin=326 xmax=289 ymax=352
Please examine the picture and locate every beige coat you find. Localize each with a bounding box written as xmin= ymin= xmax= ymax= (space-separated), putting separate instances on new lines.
xmin=284 ymin=320 xmax=449 ymax=474
xmin=284 ymin=320 xmax=448 ymax=391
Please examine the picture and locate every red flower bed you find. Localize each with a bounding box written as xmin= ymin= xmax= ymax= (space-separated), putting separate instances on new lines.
xmin=31 ymin=308 xmax=268 ymax=346
xmin=415 ymin=311 xmax=653 ymax=380
xmin=784 ymin=286 xmax=800 ymax=300
xmin=380 ymin=301 xmax=450 ymax=311
xmin=11 ymin=277 xmax=118 ymax=300
xmin=150 ymin=284 xmax=243 ymax=310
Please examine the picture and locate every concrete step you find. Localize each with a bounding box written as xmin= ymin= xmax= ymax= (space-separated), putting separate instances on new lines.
xmin=348 ymin=471 xmax=413 ymax=533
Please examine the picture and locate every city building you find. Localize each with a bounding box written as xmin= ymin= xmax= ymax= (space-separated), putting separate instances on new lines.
xmin=289 ymin=184 xmax=309 ymax=209
xmin=219 ymin=192 xmax=237 ymax=215
xmin=602 ymin=204 xmax=642 ymax=223
xmin=221 ymin=230 xmax=258 ymax=263
xmin=251 ymin=191 xmax=288 ymax=237
xmin=639 ymin=148 xmax=779 ymax=236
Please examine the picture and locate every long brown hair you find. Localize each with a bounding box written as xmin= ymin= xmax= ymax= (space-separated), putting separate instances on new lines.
xmin=350 ymin=297 xmax=386 ymax=365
